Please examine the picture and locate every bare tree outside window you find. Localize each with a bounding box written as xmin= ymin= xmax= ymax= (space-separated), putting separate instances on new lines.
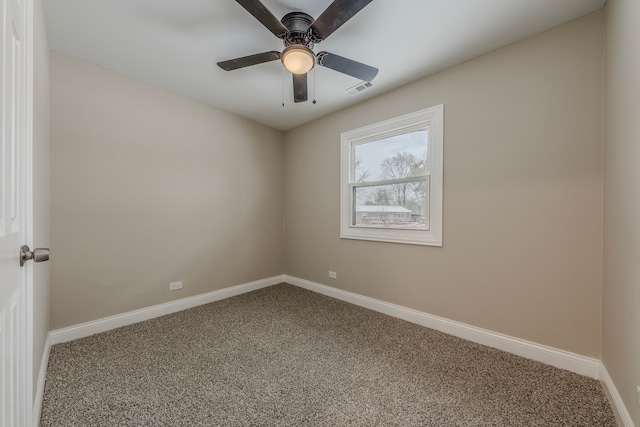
xmin=354 ymin=158 xmax=370 ymax=183
xmin=380 ymin=152 xmax=425 ymax=211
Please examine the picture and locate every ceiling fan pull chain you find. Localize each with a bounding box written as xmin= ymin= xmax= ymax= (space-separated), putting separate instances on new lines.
xmin=313 ymin=68 xmax=317 ymax=104
xmin=282 ymin=65 xmax=285 ymax=107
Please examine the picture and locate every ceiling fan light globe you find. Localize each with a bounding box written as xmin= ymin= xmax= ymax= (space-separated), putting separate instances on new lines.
xmin=282 ymin=46 xmax=315 ymax=74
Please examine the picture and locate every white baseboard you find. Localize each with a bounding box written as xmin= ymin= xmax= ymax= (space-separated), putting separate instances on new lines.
xmin=32 ymin=334 xmax=51 ymax=427
xmin=50 ymin=275 xmax=286 ymax=345
xmin=285 ymin=275 xmax=601 ymax=379
xmin=600 ymin=363 xmax=635 ymax=427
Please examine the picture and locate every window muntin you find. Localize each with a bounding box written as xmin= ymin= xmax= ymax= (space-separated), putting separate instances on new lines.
xmin=340 ymin=105 xmax=443 ymax=246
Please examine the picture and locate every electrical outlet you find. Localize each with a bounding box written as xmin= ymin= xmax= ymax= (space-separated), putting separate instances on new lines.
xmin=328 ymin=271 xmax=337 ymax=279
xmin=637 ymin=385 xmax=640 ymax=407
xmin=169 ymin=281 xmax=183 ymax=291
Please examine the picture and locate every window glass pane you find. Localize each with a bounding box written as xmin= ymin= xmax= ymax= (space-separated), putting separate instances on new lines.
xmin=353 ymin=181 xmax=429 ymax=230
xmin=354 ymin=130 xmax=428 ymax=183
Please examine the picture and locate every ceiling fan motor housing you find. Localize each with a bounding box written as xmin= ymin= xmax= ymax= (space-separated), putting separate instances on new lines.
xmin=281 ymin=12 xmax=315 ymax=48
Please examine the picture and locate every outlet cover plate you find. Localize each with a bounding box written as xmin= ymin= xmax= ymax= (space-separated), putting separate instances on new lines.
xmin=169 ymin=281 xmax=183 ymax=291
xmin=328 ymin=271 xmax=337 ymax=279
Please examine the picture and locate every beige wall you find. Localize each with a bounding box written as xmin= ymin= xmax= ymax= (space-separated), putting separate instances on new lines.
xmin=603 ymin=0 xmax=640 ymax=424
xmin=50 ymin=52 xmax=284 ymax=329
xmin=32 ymin=0 xmax=50 ymax=399
xmin=284 ymin=12 xmax=604 ymax=358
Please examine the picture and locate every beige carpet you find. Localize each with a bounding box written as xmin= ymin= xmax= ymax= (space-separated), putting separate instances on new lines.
xmin=40 ymin=283 xmax=616 ymax=426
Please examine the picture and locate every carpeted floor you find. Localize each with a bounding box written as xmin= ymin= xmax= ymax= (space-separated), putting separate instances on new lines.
xmin=40 ymin=283 xmax=616 ymax=426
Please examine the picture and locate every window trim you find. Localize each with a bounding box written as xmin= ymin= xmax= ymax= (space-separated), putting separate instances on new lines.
xmin=340 ymin=105 xmax=443 ymax=246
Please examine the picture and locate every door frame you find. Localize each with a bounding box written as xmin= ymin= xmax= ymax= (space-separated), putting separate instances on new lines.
xmin=24 ymin=0 xmax=35 ymax=423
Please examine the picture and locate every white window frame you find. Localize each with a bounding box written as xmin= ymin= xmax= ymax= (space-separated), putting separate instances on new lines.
xmin=340 ymin=105 xmax=443 ymax=246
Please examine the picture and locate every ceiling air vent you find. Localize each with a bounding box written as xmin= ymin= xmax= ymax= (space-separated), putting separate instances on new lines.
xmin=347 ymin=81 xmax=373 ymax=95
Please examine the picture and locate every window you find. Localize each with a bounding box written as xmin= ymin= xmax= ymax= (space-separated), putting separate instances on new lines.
xmin=340 ymin=105 xmax=443 ymax=246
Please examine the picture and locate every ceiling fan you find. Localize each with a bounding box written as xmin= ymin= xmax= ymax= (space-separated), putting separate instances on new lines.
xmin=217 ymin=0 xmax=378 ymax=103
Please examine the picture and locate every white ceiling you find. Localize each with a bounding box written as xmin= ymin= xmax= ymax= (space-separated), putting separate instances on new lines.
xmin=42 ymin=0 xmax=605 ymax=131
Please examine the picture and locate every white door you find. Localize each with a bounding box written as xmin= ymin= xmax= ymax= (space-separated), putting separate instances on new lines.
xmin=1 ymin=0 xmax=33 ymax=424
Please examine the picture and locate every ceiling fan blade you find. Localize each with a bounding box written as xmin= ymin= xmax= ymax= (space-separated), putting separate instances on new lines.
xmin=217 ymin=51 xmax=281 ymax=71
xmin=292 ymin=73 xmax=308 ymax=103
xmin=317 ymin=52 xmax=378 ymax=82
xmin=308 ymin=0 xmax=373 ymax=42
xmin=235 ymin=0 xmax=289 ymax=39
